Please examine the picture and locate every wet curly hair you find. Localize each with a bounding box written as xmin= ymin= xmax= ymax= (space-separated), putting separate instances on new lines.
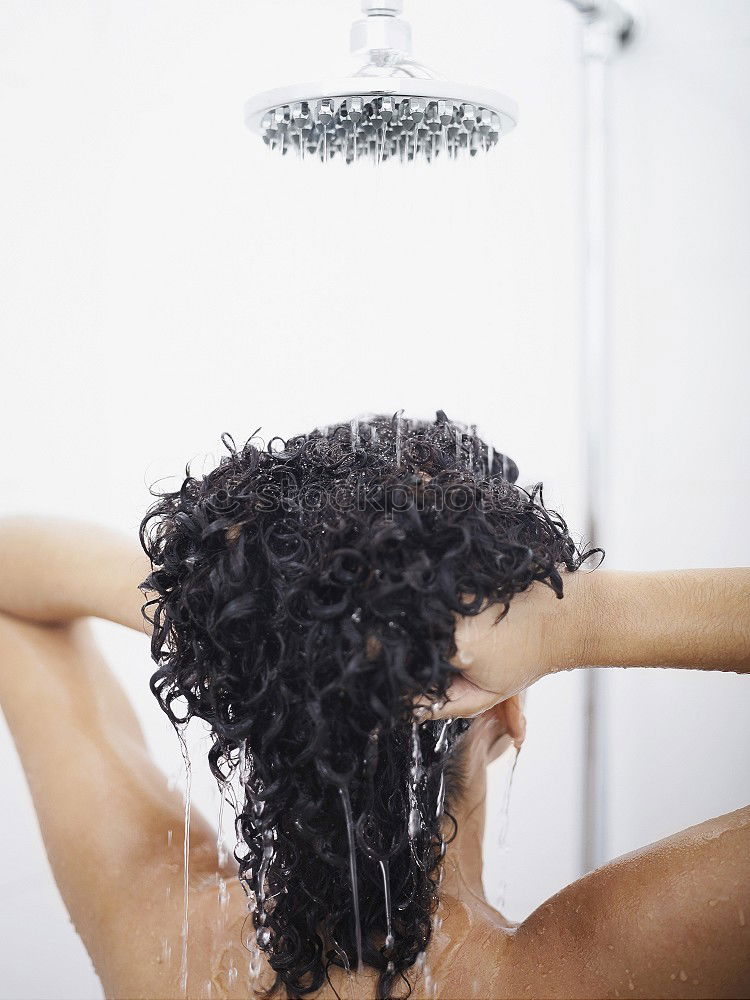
xmin=139 ymin=411 xmax=595 ymax=1000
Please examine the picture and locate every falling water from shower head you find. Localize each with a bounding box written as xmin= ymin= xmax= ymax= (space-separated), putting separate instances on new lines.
xmin=244 ymin=0 xmax=518 ymax=164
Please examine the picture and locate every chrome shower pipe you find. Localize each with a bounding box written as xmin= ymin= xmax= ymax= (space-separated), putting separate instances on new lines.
xmin=351 ymin=0 xmax=413 ymax=59
xmin=563 ymin=0 xmax=634 ymax=875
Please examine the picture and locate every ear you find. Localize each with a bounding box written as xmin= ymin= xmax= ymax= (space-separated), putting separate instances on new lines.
xmin=488 ymin=694 xmax=527 ymax=749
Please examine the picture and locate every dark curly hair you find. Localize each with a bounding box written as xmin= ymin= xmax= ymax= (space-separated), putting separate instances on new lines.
xmin=139 ymin=411 xmax=594 ymax=1000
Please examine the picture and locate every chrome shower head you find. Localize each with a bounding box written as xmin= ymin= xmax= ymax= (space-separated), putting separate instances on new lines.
xmin=244 ymin=0 xmax=518 ymax=164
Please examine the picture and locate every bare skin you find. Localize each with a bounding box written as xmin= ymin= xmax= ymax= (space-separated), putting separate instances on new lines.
xmin=0 ymin=516 xmax=748 ymax=999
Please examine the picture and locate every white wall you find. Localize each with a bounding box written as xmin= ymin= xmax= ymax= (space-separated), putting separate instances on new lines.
xmin=602 ymin=0 xmax=750 ymax=857
xmin=0 ymin=1 xmax=747 ymax=997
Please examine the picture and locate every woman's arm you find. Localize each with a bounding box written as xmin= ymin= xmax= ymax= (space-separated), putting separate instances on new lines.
xmin=427 ymin=567 xmax=750 ymax=719
xmin=498 ymin=571 xmax=750 ymax=998
xmin=513 ymin=803 xmax=750 ymax=999
xmin=0 ymin=516 xmax=151 ymax=633
xmin=586 ymin=568 xmax=750 ymax=673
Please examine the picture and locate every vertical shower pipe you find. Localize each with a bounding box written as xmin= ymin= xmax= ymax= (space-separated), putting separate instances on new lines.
xmin=561 ymin=0 xmax=634 ymax=874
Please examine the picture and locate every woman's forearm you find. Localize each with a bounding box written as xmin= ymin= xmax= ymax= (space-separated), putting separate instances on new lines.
xmin=584 ymin=569 xmax=750 ymax=673
xmin=0 ymin=516 xmax=150 ymax=633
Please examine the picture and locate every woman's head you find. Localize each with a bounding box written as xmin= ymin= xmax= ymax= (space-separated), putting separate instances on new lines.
xmin=140 ymin=412 xmax=588 ymax=999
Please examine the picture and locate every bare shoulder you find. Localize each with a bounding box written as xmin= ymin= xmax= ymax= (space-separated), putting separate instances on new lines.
xmin=504 ymin=806 xmax=750 ymax=999
xmin=0 ymin=611 xmax=222 ymax=989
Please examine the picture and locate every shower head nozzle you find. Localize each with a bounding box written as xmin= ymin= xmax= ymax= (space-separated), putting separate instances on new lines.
xmin=245 ymin=1 xmax=518 ymax=165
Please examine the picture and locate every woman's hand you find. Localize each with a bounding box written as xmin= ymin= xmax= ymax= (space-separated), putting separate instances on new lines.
xmin=426 ymin=567 xmax=750 ymax=720
xmin=424 ymin=571 xmax=593 ymax=720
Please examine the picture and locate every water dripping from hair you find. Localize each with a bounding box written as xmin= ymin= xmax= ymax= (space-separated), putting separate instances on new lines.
xmin=338 ymin=785 xmax=364 ymax=972
xmin=379 ymin=859 xmax=394 ymax=953
xmin=394 ymin=410 xmax=405 ymax=467
xmin=468 ymin=425 xmax=477 ymax=472
xmin=434 ymin=720 xmax=451 ymax=754
xmin=177 ymin=730 xmax=192 ymax=997
xmin=254 ymin=802 xmax=275 ymax=952
xmin=408 ymin=721 xmax=424 ymax=844
xmin=217 ymin=779 xmax=229 ymax=868
xmin=495 ymin=744 xmax=521 ymax=914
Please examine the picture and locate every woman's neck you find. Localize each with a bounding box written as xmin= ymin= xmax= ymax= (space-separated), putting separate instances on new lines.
xmin=441 ymin=768 xmax=489 ymax=905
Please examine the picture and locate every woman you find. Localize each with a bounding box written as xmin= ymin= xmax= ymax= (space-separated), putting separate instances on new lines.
xmin=0 ymin=412 xmax=747 ymax=1000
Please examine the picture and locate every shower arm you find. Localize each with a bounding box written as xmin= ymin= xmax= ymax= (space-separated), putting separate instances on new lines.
xmin=562 ymin=0 xmax=634 ymax=53
xmin=351 ymin=0 xmax=634 ymax=62
xmin=351 ymin=0 xmax=413 ymax=59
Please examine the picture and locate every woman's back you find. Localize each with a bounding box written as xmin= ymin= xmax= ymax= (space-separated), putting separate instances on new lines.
xmin=99 ymin=799 xmax=750 ymax=1000
xmin=141 ymin=876 xmax=514 ymax=1000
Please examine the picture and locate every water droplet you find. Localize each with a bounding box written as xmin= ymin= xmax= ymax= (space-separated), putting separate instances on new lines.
xmin=250 ymin=948 xmax=263 ymax=977
xmin=458 ymin=646 xmax=474 ymax=666
xmin=257 ymin=927 xmax=271 ymax=948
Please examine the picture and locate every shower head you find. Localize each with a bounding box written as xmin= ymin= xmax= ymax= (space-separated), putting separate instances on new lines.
xmin=244 ymin=0 xmax=518 ymax=164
